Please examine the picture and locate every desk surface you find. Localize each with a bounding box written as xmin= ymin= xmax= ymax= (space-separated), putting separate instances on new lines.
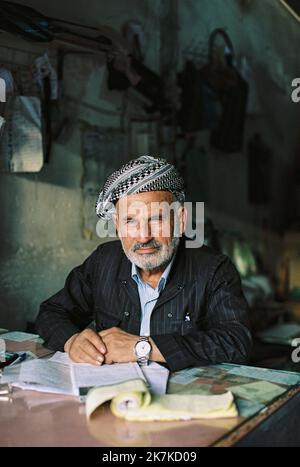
xmin=1 ymin=336 xmax=300 ymax=447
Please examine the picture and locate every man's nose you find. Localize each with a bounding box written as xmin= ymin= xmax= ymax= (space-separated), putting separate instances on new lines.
xmin=137 ymin=221 xmax=153 ymax=242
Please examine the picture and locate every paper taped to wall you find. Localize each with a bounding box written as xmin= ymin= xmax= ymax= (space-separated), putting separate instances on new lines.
xmin=0 ymin=96 xmax=43 ymax=173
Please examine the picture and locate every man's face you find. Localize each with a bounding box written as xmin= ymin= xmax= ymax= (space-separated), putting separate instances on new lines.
xmin=114 ymin=191 xmax=185 ymax=271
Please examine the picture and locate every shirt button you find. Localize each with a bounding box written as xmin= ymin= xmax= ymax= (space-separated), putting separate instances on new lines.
xmin=167 ymin=312 xmax=173 ymax=318
xmin=124 ymin=311 xmax=130 ymax=317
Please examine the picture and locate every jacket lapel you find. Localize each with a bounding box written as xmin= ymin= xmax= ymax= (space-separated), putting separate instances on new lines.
xmin=152 ymin=238 xmax=190 ymax=311
xmin=116 ymin=237 xmax=193 ymax=311
xmin=117 ymin=254 xmax=140 ymax=308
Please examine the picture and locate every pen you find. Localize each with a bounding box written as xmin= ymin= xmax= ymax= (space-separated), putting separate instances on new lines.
xmin=10 ymin=352 xmax=27 ymax=366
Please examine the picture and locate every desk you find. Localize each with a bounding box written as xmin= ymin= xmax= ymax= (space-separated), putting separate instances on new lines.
xmin=1 ymin=337 xmax=300 ymax=447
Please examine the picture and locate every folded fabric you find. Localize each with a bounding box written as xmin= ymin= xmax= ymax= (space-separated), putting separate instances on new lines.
xmin=86 ymin=379 xmax=238 ymax=421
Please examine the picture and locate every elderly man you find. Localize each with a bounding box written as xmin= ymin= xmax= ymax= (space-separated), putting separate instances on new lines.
xmin=36 ymin=156 xmax=252 ymax=371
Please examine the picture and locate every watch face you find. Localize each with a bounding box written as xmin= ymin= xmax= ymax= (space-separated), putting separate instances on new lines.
xmin=136 ymin=341 xmax=151 ymax=357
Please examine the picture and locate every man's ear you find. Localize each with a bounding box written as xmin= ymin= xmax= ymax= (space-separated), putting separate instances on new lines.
xmin=112 ymin=213 xmax=118 ymax=235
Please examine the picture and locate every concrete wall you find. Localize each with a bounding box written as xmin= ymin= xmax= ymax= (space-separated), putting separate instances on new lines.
xmin=0 ymin=0 xmax=161 ymax=329
xmin=179 ymin=0 xmax=300 ymax=260
xmin=0 ymin=0 xmax=299 ymax=329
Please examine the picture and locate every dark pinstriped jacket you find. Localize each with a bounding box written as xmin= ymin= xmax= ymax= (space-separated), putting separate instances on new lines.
xmin=36 ymin=238 xmax=252 ymax=371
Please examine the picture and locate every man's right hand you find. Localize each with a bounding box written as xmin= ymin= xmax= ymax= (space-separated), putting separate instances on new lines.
xmin=64 ymin=329 xmax=106 ymax=365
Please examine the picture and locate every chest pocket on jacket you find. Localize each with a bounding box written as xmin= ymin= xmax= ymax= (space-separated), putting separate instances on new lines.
xmin=170 ymin=319 xmax=196 ymax=336
xmin=96 ymin=308 xmax=122 ymax=331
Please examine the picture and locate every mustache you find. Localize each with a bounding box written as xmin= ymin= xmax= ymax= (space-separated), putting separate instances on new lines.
xmin=132 ymin=240 xmax=162 ymax=252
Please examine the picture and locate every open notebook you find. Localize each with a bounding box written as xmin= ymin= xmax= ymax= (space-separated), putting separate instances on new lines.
xmin=1 ymin=353 xmax=237 ymax=421
xmin=1 ymin=352 xmax=169 ymax=398
xmin=1 ymin=355 xmax=143 ymax=397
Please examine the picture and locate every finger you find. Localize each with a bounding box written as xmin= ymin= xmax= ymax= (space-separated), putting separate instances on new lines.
xmin=76 ymin=347 xmax=104 ymax=365
xmin=69 ymin=349 xmax=102 ymax=366
xmin=76 ymin=352 xmax=103 ymax=366
xmin=99 ymin=330 xmax=110 ymax=338
xmin=100 ymin=333 xmax=113 ymax=345
xmin=85 ymin=331 xmax=106 ymax=354
xmin=99 ymin=327 xmax=118 ymax=338
xmin=104 ymin=356 xmax=113 ymax=365
xmin=79 ymin=341 xmax=104 ymax=364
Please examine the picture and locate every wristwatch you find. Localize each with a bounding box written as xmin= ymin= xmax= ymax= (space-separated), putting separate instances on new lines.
xmin=134 ymin=336 xmax=152 ymax=366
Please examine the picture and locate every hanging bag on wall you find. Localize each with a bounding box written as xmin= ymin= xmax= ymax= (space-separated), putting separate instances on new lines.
xmin=200 ymin=29 xmax=248 ymax=153
xmin=177 ymin=60 xmax=219 ymax=133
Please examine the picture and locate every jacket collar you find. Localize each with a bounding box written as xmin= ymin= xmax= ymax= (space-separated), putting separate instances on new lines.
xmin=118 ymin=237 xmax=193 ymax=310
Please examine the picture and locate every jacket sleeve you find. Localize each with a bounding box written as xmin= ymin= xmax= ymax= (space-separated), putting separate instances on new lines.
xmin=151 ymin=256 xmax=253 ymax=372
xmin=35 ymin=246 xmax=101 ymax=352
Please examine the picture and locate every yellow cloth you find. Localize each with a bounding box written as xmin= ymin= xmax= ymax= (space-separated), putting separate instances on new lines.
xmin=86 ymin=379 xmax=238 ymax=421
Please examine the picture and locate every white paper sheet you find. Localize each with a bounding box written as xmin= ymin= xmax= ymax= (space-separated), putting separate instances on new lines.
xmin=50 ymin=352 xmax=169 ymax=395
xmin=49 ymin=351 xmax=145 ymax=388
xmin=2 ymin=354 xmax=146 ymax=397
xmin=0 ymin=96 xmax=43 ymax=173
xmin=74 ymin=362 xmax=145 ymax=390
xmin=2 ymin=360 xmax=74 ymax=395
xmin=140 ymin=362 xmax=169 ymax=395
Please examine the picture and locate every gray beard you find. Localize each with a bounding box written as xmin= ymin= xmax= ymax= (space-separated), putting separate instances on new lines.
xmin=122 ymin=237 xmax=180 ymax=271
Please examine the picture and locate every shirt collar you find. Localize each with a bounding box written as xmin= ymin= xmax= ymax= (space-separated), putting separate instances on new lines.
xmin=131 ymin=253 xmax=176 ymax=292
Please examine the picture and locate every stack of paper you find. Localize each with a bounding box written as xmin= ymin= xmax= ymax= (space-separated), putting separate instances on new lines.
xmin=86 ymin=379 xmax=237 ymax=421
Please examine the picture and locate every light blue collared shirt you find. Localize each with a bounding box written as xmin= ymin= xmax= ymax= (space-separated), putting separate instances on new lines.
xmin=131 ymin=256 xmax=175 ymax=336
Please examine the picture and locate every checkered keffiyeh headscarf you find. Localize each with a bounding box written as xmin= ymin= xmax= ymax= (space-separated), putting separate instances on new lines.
xmin=96 ymin=155 xmax=185 ymax=220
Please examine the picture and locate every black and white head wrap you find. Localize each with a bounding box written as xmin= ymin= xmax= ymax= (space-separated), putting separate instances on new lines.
xmin=96 ymin=155 xmax=185 ymax=220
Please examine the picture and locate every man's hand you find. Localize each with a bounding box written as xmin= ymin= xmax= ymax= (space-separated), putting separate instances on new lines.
xmin=99 ymin=327 xmax=139 ymax=365
xmin=64 ymin=329 xmax=107 ymax=365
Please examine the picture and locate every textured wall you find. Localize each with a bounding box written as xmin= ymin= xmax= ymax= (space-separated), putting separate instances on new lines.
xmin=0 ymin=0 xmax=161 ymax=329
xmin=178 ymin=0 xmax=300 ymax=272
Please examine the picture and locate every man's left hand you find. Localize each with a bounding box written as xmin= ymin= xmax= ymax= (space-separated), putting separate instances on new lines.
xmin=99 ymin=327 xmax=139 ymax=364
